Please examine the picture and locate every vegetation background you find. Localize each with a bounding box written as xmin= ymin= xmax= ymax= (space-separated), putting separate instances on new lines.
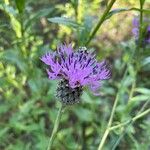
xmin=0 ymin=0 xmax=150 ymax=150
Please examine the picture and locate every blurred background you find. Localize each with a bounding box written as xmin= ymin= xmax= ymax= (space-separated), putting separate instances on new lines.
xmin=0 ymin=0 xmax=150 ymax=150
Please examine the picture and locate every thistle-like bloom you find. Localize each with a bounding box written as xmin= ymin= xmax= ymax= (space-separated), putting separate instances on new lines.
xmin=41 ymin=44 xmax=111 ymax=105
xmin=132 ymin=17 xmax=150 ymax=45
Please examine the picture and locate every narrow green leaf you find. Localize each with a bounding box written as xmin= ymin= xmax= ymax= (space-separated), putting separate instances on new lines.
xmin=106 ymin=8 xmax=129 ymax=20
xmin=142 ymin=56 xmax=150 ymax=66
xmin=0 ymin=4 xmax=22 ymax=37
xmin=0 ymin=127 xmax=9 ymax=138
xmin=24 ymin=7 xmax=55 ymax=30
xmin=10 ymin=16 xmax=22 ymax=38
xmin=130 ymin=95 xmax=149 ymax=102
xmin=74 ymin=107 xmax=93 ymax=122
xmin=126 ymin=95 xmax=149 ymax=111
xmin=47 ymin=17 xmax=83 ymax=28
xmin=106 ymin=8 xmax=150 ymax=20
xmin=0 ymin=50 xmax=28 ymax=72
xmin=135 ymin=88 xmax=150 ymax=96
xmin=15 ymin=0 xmax=25 ymax=13
xmin=140 ymin=0 xmax=146 ymax=6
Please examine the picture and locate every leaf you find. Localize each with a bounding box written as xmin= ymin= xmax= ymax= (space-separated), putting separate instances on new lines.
xmin=70 ymin=0 xmax=79 ymax=8
xmin=106 ymin=8 xmax=129 ymax=20
xmin=15 ymin=0 xmax=25 ymax=13
xmin=10 ymin=15 xmax=22 ymax=38
xmin=140 ymin=0 xmax=146 ymax=6
xmin=24 ymin=7 xmax=55 ymax=30
xmin=0 ymin=104 xmax=10 ymax=114
xmin=0 ymin=4 xmax=21 ymax=37
xmin=0 ymin=127 xmax=9 ymax=138
xmin=28 ymin=78 xmax=41 ymax=95
xmin=0 ymin=24 xmax=9 ymax=29
xmin=78 ymin=16 xmax=93 ymax=45
xmin=19 ymin=101 xmax=35 ymax=115
xmin=0 ymin=50 xmax=28 ymax=72
xmin=106 ymin=8 xmax=150 ymax=20
xmin=74 ymin=107 xmax=93 ymax=122
xmin=130 ymin=95 xmax=149 ymax=102
xmin=126 ymin=96 xmax=149 ymax=113
xmin=142 ymin=56 xmax=150 ymax=66
xmin=135 ymin=88 xmax=150 ymax=96
xmin=47 ymin=17 xmax=83 ymax=28
xmin=82 ymin=91 xmax=93 ymax=103
xmin=128 ymin=64 xmax=136 ymax=77
xmin=0 ymin=4 xmax=17 ymax=16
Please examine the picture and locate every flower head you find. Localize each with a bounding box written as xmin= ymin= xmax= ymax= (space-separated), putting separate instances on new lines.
xmin=41 ymin=44 xmax=111 ymax=104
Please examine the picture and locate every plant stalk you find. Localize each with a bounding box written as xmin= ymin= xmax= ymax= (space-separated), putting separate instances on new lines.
xmin=111 ymin=100 xmax=149 ymax=150
xmin=86 ymin=0 xmax=117 ymax=46
xmin=97 ymin=93 xmax=119 ymax=150
xmin=47 ymin=103 xmax=63 ymax=150
xmin=138 ymin=0 xmax=144 ymax=47
xmin=97 ymin=68 xmax=128 ymax=150
xmin=110 ymin=107 xmax=150 ymax=131
xmin=98 ymin=106 xmax=150 ymax=150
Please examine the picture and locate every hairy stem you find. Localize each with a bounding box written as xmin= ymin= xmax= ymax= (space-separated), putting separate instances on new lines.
xmin=86 ymin=0 xmax=117 ymax=46
xmin=47 ymin=103 xmax=63 ymax=150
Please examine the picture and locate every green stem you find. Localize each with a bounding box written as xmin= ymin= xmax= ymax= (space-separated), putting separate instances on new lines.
xmin=110 ymin=107 xmax=150 ymax=131
xmin=138 ymin=0 xmax=144 ymax=48
xmin=132 ymin=107 xmax=150 ymax=121
xmin=20 ymin=13 xmax=27 ymax=57
xmin=85 ymin=0 xmax=117 ymax=46
xmin=111 ymin=99 xmax=149 ymax=150
xmin=97 ymin=69 xmax=127 ymax=150
xmin=97 ymin=93 xmax=119 ymax=150
xmin=138 ymin=100 xmax=149 ymax=114
xmin=47 ymin=103 xmax=63 ymax=150
xmin=128 ymin=80 xmax=136 ymax=101
xmin=98 ymin=107 xmax=150 ymax=150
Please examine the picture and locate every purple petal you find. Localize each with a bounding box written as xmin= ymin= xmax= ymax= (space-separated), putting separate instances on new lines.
xmin=46 ymin=69 xmax=58 ymax=79
xmin=89 ymin=82 xmax=102 ymax=96
xmin=41 ymin=52 xmax=55 ymax=65
xmin=133 ymin=18 xmax=139 ymax=27
xmin=132 ymin=28 xmax=139 ymax=38
xmin=57 ymin=44 xmax=73 ymax=56
xmin=147 ymin=26 xmax=150 ymax=32
xmin=41 ymin=44 xmax=111 ymax=96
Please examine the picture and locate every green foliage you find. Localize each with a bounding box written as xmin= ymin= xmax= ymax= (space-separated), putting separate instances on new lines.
xmin=140 ymin=0 xmax=146 ymax=6
xmin=48 ymin=17 xmax=83 ymax=29
xmin=15 ymin=0 xmax=25 ymax=13
xmin=0 ymin=0 xmax=150 ymax=150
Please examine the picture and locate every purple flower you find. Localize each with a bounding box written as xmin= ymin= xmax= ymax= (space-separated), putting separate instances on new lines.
xmin=132 ymin=17 xmax=139 ymax=27
xmin=145 ymin=25 xmax=150 ymax=44
xmin=132 ymin=18 xmax=140 ymax=39
xmin=41 ymin=44 xmax=111 ymax=95
xmin=132 ymin=17 xmax=150 ymax=46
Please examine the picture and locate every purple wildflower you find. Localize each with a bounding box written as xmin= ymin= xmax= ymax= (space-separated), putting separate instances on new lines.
xmin=132 ymin=17 xmax=150 ymax=46
xmin=145 ymin=25 xmax=150 ymax=44
xmin=41 ymin=44 xmax=111 ymax=104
